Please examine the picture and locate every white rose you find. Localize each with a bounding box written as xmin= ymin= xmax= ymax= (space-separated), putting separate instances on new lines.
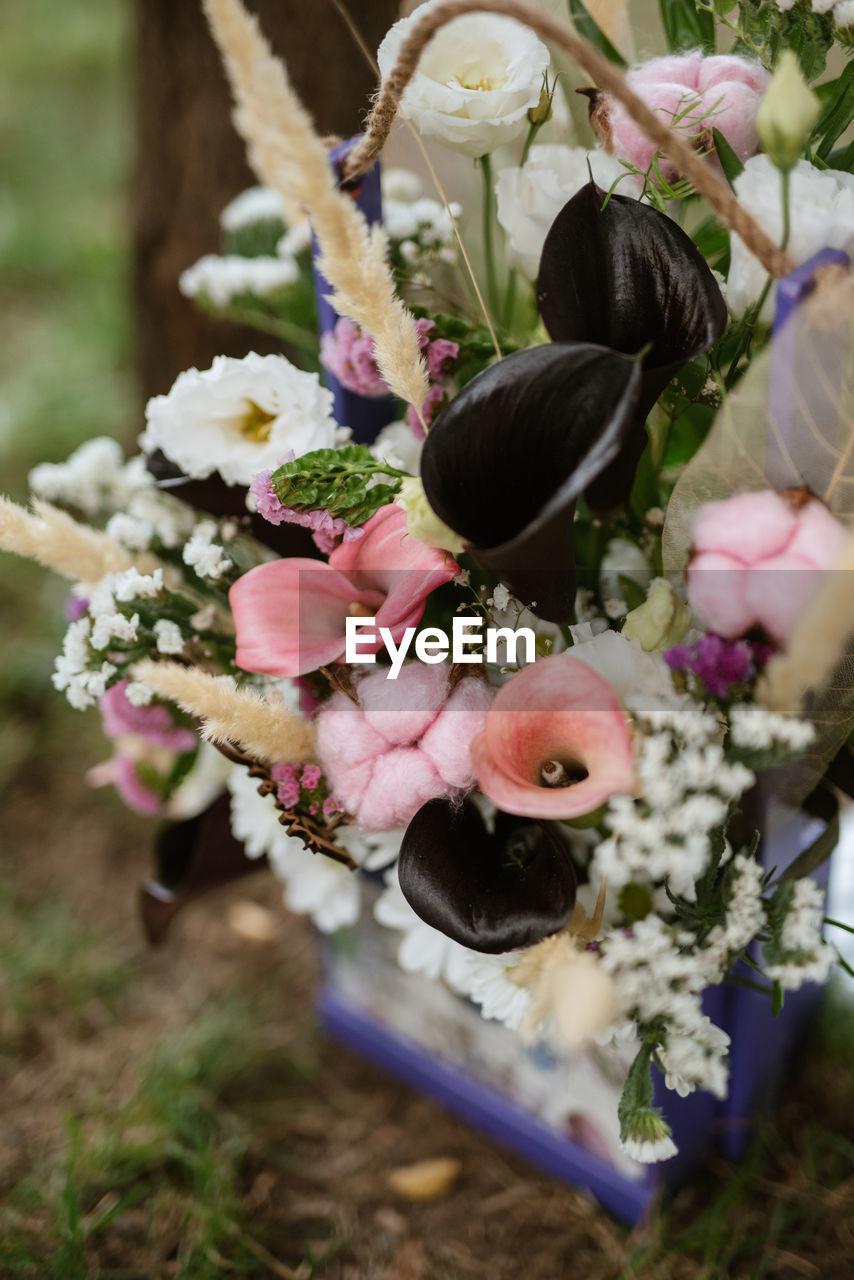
xmin=377 ymin=1 xmax=550 ymax=158
xmin=140 ymin=352 xmax=339 ymax=487
xmin=495 ymin=145 xmax=634 ymax=277
xmin=727 ymin=155 xmax=854 ymax=319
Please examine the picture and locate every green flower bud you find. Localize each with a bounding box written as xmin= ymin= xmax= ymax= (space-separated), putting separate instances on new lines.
xmin=621 ymin=578 xmax=691 ymax=652
xmin=397 ymin=477 xmax=466 ymax=555
xmin=527 ymin=85 xmax=553 ymax=127
xmin=756 ymin=52 xmax=820 ymax=172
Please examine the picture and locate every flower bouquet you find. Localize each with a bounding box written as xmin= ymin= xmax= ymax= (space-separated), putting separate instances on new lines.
xmin=4 ymin=0 xmax=854 ymax=1217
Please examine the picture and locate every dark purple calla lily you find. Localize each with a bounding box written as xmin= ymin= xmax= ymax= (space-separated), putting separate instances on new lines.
xmin=536 ymin=181 xmax=727 ymax=507
xmin=420 ymin=343 xmax=642 ymax=621
xmin=398 ymin=796 xmax=577 ymax=954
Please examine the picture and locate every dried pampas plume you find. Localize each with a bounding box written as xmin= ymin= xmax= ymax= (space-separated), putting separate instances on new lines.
xmin=133 ymin=660 xmax=317 ymax=765
xmin=758 ymin=527 xmax=854 ymax=715
xmin=0 ymin=496 xmax=134 ymax=583
xmin=202 ymin=0 xmax=429 ymax=420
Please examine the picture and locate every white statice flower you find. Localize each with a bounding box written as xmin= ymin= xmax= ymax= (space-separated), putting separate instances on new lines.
xmin=153 ymin=619 xmax=185 ymax=656
xmin=220 ymin=185 xmax=286 ymax=232
xmin=179 ymin=254 xmax=299 ymax=308
xmin=227 ymin=768 xmax=361 ymax=933
xmin=728 ymin=703 xmax=815 ymax=753
xmin=728 ymin=156 xmax=854 ymax=319
xmin=766 ymin=878 xmax=837 ymax=990
xmin=125 ymin=680 xmax=154 ymax=707
xmin=90 ymin=611 xmax=139 ymax=652
xmin=600 ymin=917 xmax=708 ymax=1030
xmin=385 ymin=196 xmax=461 ymax=247
xmin=182 ymin=521 xmax=232 ymax=581
xmin=29 ymin=437 xmax=147 ymax=516
xmin=111 ymin=567 xmax=163 ymax=602
xmin=52 ymin=617 xmax=117 ymax=709
xmin=658 ymin=1017 xmax=730 ymax=1099
xmin=105 ymin=512 xmax=154 ymax=551
xmin=495 ymin=145 xmax=633 ymax=276
xmin=140 ymin=352 xmax=338 ymax=488
xmin=377 ymin=1 xmax=551 ymax=158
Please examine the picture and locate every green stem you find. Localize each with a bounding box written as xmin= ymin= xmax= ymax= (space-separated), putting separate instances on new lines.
xmin=520 ymin=118 xmax=539 ymax=168
xmin=479 ymin=153 xmax=500 ymax=319
xmin=780 ymin=167 xmax=792 ymax=253
xmin=504 ymin=268 xmax=517 ymax=333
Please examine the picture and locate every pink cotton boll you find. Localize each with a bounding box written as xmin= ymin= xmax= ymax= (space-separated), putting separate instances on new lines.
xmin=420 ymin=677 xmax=494 ymax=789
xmin=686 ymin=550 xmax=755 ymax=638
xmin=699 ymin=56 xmax=770 ymax=98
xmin=315 ymin=695 xmax=389 ymax=771
xmin=607 ymin=85 xmax=703 ymax=179
xmin=356 ymin=748 xmax=447 ymax=830
xmin=690 ymin=490 xmax=796 ymax=562
xmin=470 ymin=654 xmax=636 ymax=820
xmin=628 ymin=52 xmax=704 ymax=89
xmin=703 ymin=82 xmax=763 ymax=162
xmin=786 ymin=500 xmax=849 ymax=565
xmin=359 ymin=660 xmax=449 ymax=746
xmin=743 ymin=553 xmax=818 ymax=645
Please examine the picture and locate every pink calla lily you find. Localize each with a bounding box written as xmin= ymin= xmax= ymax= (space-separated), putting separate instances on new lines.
xmin=230 ymin=504 xmax=459 ymax=677
xmin=470 ymin=653 xmax=636 ymax=819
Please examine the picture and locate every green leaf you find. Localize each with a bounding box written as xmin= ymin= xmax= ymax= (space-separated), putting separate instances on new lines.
xmin=778 ymin=793 xmax=840 ymax=884
xmin=270 ymin=445 xmax=406 ymax=531
xmin=712 ymin=128 xmax=744 ymax=190
xmin=816 ymin=61 xmax=854 ymax=160
xmin=659 ymin=0 xmax=715 ymax=53
xmin=826 ymin=140 xmax=854 ymax=173
xmin=568 ymin=0 xmax=628 ymax=67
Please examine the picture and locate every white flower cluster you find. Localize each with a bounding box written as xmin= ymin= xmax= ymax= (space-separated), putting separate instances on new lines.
xmin=219 ymin=185 xmax=286 ymax=232
xmin=52 ymin=617 xmax=116 ymax=710
xmin=179 ymin=254 xmax=298 ymax=307
xmin=182 ymin=521 xmax=232 ymax=581
xmin=700 ymin=854 xmax=766 ymax=980
xmin=153 ymin=619 xmax=185 ymax=656
xmin=29 ymin=438 xmax=149 ymax=517
xmin=658 ymin=1016 xmax=731 ymax=1100
xmin=766 ymin=878 xmax=837 ymax=990
xmin=728 ymin=703 xmax=816 ymax=753
xmin=380 ymin=169 xmax=461 ymax=265
xmin=592 ymin=706 xmax=755 ymax=898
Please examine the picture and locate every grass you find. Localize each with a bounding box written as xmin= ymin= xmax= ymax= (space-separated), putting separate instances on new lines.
xmin=1 ymin=2 xmax=854 ymax=1277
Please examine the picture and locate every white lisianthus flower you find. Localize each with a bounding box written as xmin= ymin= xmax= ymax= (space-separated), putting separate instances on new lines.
xmin=139 ymin=352 xmax=338 ymax=488
xmin=727 ymin=156 xmax=854 ymax=319
xmin=179 ymin=254 xmax=298 ymax=307
xmin=495 ymin=145 xmax=633 ymax=276
xmin=377 ymin=1 xmax=551 ymax=158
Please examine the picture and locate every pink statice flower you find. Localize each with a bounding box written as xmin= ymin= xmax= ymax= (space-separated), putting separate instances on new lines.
xmin=320 ymin=317 xmax=390 ymax=397
xmin=322 ymin=795 xmax=343 ymax=819
xmin=427 ymin=337 xmax=460 ymax=381
xmin=315 ymin=662 xmax=493 ymax=831
xmin=271 ymin=761 xmax=300 ymax=808
xmin=250 ymin=461 xmax=365 ymax=553
xmin=406 ymin=384 xmax=445 ymax=439
xmin=100 ymin=680 xmax=197 ymax=752
xmin=598 ymin=53 xmax=770 ymax=183
xmin=406 ymin=318 xmax=459 ymax=439
xmin=686 ymin=489 xmax=848 ymax=645
xmin=300 ymin=764 xmax=322 ymax=790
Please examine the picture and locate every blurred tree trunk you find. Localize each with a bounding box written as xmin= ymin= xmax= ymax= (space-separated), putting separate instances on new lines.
xmin=132 ymin=0 xmax=398 ymax=401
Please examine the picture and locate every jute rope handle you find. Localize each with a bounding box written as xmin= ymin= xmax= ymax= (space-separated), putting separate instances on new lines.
xmin=342 ymin=0 xmax=794 ymax=281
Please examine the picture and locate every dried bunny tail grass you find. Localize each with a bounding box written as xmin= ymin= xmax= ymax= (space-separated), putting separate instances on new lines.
xmin=0 ymin=496 xmax=133 ymax=583
xmin=133 ymin=660 xmax=317 ymax=765
xmin=758 ymin=528 xmax=854 ymax=714
xmin=515 ymin=933 xmax=617 ymax=1052
xmin=202 ymin=0 xmax=429 ymax=416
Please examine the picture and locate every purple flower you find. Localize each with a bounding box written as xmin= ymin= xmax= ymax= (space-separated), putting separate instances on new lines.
xmin=249 ymin=468 xmax=288 ymax=525
xmin=320 ymin=317 xmax=389 ymax=397
xmin=664 ymin=634 xmax=767 ymax=698
xmin=100 ymin=681 xmax=197 ymax=752
xmin=66 ymin=594 xmax=89 ymax=622
xmin=406 ymin=384 xmax=444 ymax=440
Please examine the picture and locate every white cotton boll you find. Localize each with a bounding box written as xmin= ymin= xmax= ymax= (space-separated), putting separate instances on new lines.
xmin=727 ymin=156 xmax=854 ymax=319
xmin=220 ymin=185 xmax=285 ymax=231
xmin=495 ymin=145 xmax=635 ymax=277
